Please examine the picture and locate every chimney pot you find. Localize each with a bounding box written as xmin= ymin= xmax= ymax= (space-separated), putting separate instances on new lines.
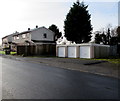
xmin=36 ymin=25 xmax=38 ymax=28
xmin=28 ymin=28 xmax=30 ymax=30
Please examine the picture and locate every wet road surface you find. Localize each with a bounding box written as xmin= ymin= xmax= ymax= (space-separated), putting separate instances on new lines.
xmin=1 ymin=56 xmax=119 ymax=99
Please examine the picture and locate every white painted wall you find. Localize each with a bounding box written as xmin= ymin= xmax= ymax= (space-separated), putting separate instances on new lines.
xmin=7 ymin=35 xmax=13 ymax=42
xmin=31 ymin=27 xmax=55 ymax=41
xmin=2 ymin=37 xmax=8 ymax=43
xmin=12 ymin=33 xmax=31 ymax=44
xmin=11 ymin=27 xmax=55 ymax=45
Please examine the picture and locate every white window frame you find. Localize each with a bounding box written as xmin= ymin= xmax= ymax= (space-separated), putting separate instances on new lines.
xmin=22 ymin=34 xmax=26 ymax=38
xmin=13 ymin=36 xmax=16 ymax=40
xmin=16 ymin=36 xmax=19 ymax=39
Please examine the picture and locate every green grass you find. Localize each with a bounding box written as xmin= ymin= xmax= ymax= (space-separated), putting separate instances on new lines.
xmin=28 ymin=56 xmax=120 ymax=64
xmin=10 ymin=52 xmax=17 ymax=55
xmin=56 ymin=57 xmax=120 ymax=64
xmin=92 ymin=58 xmax=120 ymax=64
xmin=63 ymin=57 xmax=120 ymax=64
xmin=0 ymin=51 xmax=17 ymax=55
xmin=0 ymin=51 xmax=5 ymax=54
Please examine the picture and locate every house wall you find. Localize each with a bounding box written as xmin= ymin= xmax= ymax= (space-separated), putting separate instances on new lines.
xmin=2 ymin=34 xmax=17 ymax=49
xmin=2 ymin=37 xmax=9 ymax=48
xmin=31 ymin=27 xmax=55 ymax=42
xmin=7 ymin=35 xmax=13 ymax=43
xmin=12 ymin=27 xmax=55 ymax=44
xmin=2 ymin=37 xmax=8 ymax=44
xmin=12 ymin=33 xmax=31 ymax=44
xmin=3 ymin=34 xmax=15 ymax=44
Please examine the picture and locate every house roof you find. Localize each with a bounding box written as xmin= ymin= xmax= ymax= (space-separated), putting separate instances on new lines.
xmin=13 ymin=30 xmax=31 ymax=36
xmin=2 ymin=26 xmax=55 ymax=39
xmin=12 ymin=26 xmax=55 ymax=36
xmin=2 ymin=32 xmax=19 ymax=39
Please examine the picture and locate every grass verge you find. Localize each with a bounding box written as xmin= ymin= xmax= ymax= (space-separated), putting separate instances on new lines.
xmin=92 ymin=59 xmax=120 ymax=64
xmin=10 ymin=52 xmax=17 ymax=55
xmin=0 ymin=51 xmax=17 ymax=55
xmin=0 ymin=51 xmax=5 ymax=54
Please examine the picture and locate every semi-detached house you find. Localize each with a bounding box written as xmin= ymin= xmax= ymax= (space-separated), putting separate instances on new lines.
xmin=2 ymin=32 xmax=19 ymax=51
xmin=2 ymin=26 xmax=56 ymax=56
xmin=12 ymin=26 xmax=55 ymax=45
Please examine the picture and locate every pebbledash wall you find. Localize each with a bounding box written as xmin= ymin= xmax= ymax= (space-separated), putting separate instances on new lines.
xmin=56 ymin=43 xmax=110 ymax=59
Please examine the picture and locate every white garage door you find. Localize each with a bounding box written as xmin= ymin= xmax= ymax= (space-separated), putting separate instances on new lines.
xmin=58 ymin=47 xmax=65 ymax=57
xmin=68 ymin=47 xmax=76 ymax=58
xmin=80 ymin=46 xmax=90 ymax=58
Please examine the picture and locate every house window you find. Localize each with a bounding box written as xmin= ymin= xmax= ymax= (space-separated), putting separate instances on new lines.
xmin=22 ymin=34 xmax=26 ymax=38
xmin=16 ymin=36 xmax=19 ymax=39
xmin=13 ymin=36 xmax=17 ymax=40
xmin=43 ymin=33 xmax=47 ymax=38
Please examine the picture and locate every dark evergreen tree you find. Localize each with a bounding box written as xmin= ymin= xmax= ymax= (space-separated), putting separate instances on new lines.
xmin=95 ymin=33 xmax=102 ymax=44
xmin=49 ymin=24 xmax=62 ymax=41
xmin=64 ymin=1 xmax=92 ymax=44
xmin=116 ymin=26 xmax=120 ymax=57
xmin=106 ymin=28 xmax=111 ymax=45
xmin=101 ymin=32 xmax=107 ymax=45
xmin=110 ymin=37 xmax=118 ymax=45
xmin=117 ymin=26 xmax=120 ymax=42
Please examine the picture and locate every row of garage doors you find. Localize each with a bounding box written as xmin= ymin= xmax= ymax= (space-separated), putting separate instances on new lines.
xmin=56 ymin=44 xmax=110 ymax=59
xmin=57 ymin=46 xmax=91 ymax=58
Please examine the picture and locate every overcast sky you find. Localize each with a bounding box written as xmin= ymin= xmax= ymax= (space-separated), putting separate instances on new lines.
xmin=0 ymin=0 xmax=119 ymax=44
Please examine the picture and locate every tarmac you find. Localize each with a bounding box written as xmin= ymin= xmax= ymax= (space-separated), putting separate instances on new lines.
xmin=1 ymin=55 xmax=120 ymax=79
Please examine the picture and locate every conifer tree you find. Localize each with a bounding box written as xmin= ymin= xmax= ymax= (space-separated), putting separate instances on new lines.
xmin=64 ymin=1 xmax=92 ymax=43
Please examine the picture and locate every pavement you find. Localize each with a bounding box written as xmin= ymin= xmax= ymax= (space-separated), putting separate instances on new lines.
xmin=2 ymin=55 xmax=120 ymax=79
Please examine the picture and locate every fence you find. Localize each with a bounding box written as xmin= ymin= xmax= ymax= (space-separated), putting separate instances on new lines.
xmin=17 ymin=44 xmax=56 ymax=56
xmin=109 ymin=45 xmax=117 ymax=56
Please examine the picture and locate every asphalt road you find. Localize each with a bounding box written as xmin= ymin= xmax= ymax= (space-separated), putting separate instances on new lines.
xmin=1 ymin=56 xmax=119 ymax=99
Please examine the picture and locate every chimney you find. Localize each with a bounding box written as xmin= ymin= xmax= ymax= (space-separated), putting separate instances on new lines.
xmin=28 ymin=28 xmax=30 ymax=30
xmin=36 ymin=25 xmax=38 ymax=28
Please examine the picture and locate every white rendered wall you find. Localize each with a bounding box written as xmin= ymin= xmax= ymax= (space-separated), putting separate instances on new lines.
xmin=31 ymin=27 xmax=54 ymax=41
